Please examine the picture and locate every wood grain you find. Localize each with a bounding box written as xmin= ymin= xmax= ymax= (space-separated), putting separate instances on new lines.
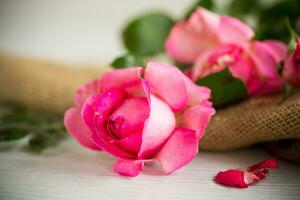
xmin=0 ymin=139 xmax=299 ymax=200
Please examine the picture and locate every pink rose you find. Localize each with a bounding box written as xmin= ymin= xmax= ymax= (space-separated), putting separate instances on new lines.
xmin=283 ymin=39 xmax=300 ymax=86
xmin=165 ymin=7 xmax=287 ymax=95
xmin=64 ymin=61 xmax=215 ymax=177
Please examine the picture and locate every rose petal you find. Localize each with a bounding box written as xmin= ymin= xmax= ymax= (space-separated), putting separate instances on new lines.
xmin=219 ymin=16 xmax=254 ymax=45
xmin=156 ymin=128 xmax=198 ymax=174
xmin=99 ymin=67 xmax=144 ymax=96
xmin=64 ymin=108 xmax=100 ymax=150
xmin=138 ymin=81 xmax=176 ymax=159
xmin=145 ymin=61 xmax=188 ymax=112
xmin=180 ymin=100 xmax=215 ymax=139
xmin=75 ymin=80 xmax=100 ymax=107
xmin=215 ymin=169 xmax=248 ymax=188
xmin=260 ymin=40 xmax=288 ymax=63
xmin=283 ymin=53 xmax=300 ymax=86
xmin=91 ymin=132 xmax=135 ymax=160
xmin=114 ymin=132 xmax=142 ymax=155
xmin=81 ymin=88 xmax=125 ymax=133
xmin=113 ymin=159 xmax=144 ymax=177
xmin=183 ymin=76 xmax=211 ymax=106
xmin=248 ymin=41 xmax=279 ymax=79
xmin=215 ymin=159 xmax=279 ymax=188
xmin=109 ymin=97 xmax=149 ymax=139
xmin=165 ymin=7 xmax=220 ymax=63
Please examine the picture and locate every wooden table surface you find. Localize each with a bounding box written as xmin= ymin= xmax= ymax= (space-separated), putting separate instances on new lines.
xmin=1 ymin=139 xmax=299 ymax=200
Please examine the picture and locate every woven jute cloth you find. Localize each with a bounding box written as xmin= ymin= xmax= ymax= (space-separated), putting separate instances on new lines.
xmin=1 ymin=53 xmax=299 ymax=163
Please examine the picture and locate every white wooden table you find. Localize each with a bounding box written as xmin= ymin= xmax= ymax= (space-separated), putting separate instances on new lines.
xmin=0 ymin=0 xmax=299 ymax=199
xmin=1 ymin=139 xmax=299 ymax=200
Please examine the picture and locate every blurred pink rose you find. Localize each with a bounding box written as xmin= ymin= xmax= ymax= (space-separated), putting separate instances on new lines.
xmin=64 ymin=61 xmax=215 ymax=177
xmin=165 ymin=7 xmax=287 ymax=95
xmin=283 ymin=39 xmax=300 ymax=86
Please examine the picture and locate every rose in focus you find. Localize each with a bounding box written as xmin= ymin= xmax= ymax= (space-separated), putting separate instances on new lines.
xmin=283 ymin=39 xmax=300 ymax=86
xmin=64 ymin=61 xmax=215 ymax=177
xmin=166 ymin=7 xmax=288 ymax=95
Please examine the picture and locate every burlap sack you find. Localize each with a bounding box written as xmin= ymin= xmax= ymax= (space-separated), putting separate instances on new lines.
xmin=1 ymin=53 xmax=299 ymax=163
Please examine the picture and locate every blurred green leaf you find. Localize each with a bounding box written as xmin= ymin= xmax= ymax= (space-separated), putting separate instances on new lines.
xmin=256 ymin=0 xmax=300 ymax=42
xmin=228 ymin=0 xmax=261 ymax=19
xmin=111 ymin=53 xmax=144 ymax=69
xmin=196 ymin=68 xmax=248 ymax=108
xmin=0 ymin=103 xmax=66 ymax=153
xmin=184 ymin=0 xmax=215 ymax=19
xmin=0 ymin=128 xmax=29 ymax=141
xmin=122 ymin=12 xmax=174 ymax=56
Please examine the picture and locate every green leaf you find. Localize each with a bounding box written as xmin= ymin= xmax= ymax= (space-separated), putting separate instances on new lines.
xmin=28 ymin=129 xmax=65 ymax=154
xmin=111 ymin=54 xmax=144 ymax=69
xmin=0 ymin=128 xmax=29 ymax=141
xmin=184 ymin=0 xmax=215 ymax=19
xmin=227 ymin=0 xmax=261 ymax=19
xmin=122 ymin=12 xmax=174 ymax=56
xmin=196 ymin=68 xmax=248 ymax=108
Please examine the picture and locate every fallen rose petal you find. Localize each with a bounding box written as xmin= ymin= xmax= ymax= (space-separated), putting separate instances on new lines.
xmin=215 ymin=159 xmax=279 ymax=188
xmin=113 ymin=159 xmax=144 ymax=177
xmin=215 ymin=169 xmax=248 ymax=188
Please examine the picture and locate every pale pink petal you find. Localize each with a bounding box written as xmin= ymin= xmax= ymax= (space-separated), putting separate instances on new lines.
xmin=180 ymin=100 xmax=215 ymax=139
xmin=113 ymin=159 xmax=144 ymax=177
xmin=109 ymin=97 xmax=149 ymax=139
xmin=248 ymin=42 xmax=279 ymax=79
xmin=75 ymin=80 xmax=100 ymax=107
xmin=138 ymin=81 xmax=176 ymax=159
xmin=165 ymin=7 xmax=220 ymax=63
xmin=81 ymin=88 xmax=125 ymax=133
xmin=219 ymin=16 xmax=254 ymax=45
xmin=260 ymin=40 xmax=288 ymax=63
xmin=183 ymin=76 xmax=211 ymax=106
xmin=64 ymin=108 xmax=100 ymax=150
xmin=145 ymin=61 xmax=188 ymax=112
xmin=99 ymin=67 xmax=145 ymax=96
xmin=156 ymin=128 xmax=198 ymax=174
xmin=191 ymin=51 xmax=213 ymax=80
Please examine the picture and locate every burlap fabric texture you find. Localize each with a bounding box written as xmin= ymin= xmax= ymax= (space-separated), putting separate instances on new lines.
xmin=0 ymin=54 xmax=299 ymax=163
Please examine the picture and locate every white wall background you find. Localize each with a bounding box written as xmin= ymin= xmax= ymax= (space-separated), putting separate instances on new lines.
xmin=0 ymin=0 xmax=200 ymax=65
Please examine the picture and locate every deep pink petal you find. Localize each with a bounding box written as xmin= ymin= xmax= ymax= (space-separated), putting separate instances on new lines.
xmin=75 ymin=80 xmax=100 ymax=107
xmin=138 ymin=82 xmax=176 ymax=159
xmin=156 ymin=128 xmax=198 ymax=174
xmin=180 ymin=100 xmax=215 ymax=139
xmin=283 ymin=53 xmax=300 ymax=86
xmin=229 ymin=57 xmax=253 ymax=84
xmin=145 ymin=61 xmax=188 ymax=112
xmin=114 ymin=132 xmax=142 ymax=155
xmin=81 ymin=88 xmax=125 ymax=133
xmin=109 ymin=97 xmax=149 ymax=139
xmin=215 ymin=159 xmax=279 ymax=188
xmin=260 ymin=40 xmax=288 ymax=63
xmin=91 ymin=133 xmax=135 ymax=159
xmin=113 ymin=159 xmax=144 ymax=177
xmin=99 ymin=67 xmax=144 ymax=96
xmin=219 ymin=16 xmax=254 ymax=45
xmin=64 ymin=108 xmax=100 ymax=150
xmin=215 ymin=169 xmax=248 ymax=188
xmin=165 ymin=7 xmax=220 ymax=63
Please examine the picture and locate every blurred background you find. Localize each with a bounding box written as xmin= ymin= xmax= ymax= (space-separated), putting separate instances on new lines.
xmin=0 ymin=0 xmax=198 ymax=65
